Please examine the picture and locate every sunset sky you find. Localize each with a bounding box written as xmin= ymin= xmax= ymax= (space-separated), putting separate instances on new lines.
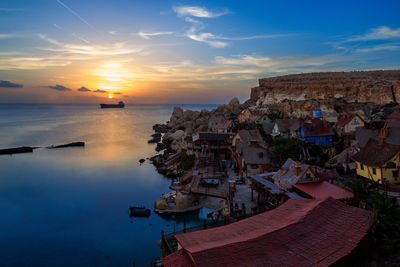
xmin=0 ymin=0 xmax=399 ymax=104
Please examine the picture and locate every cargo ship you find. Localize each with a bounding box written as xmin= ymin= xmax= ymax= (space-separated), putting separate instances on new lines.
xmin=100 ymin=101 xmax=125 ymax=108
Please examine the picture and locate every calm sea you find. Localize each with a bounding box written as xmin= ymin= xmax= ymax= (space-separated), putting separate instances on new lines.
xmin=0 ymin=104 xmax=218 ymax=266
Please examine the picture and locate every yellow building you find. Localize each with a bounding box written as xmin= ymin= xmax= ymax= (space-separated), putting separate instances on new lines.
xmin=352 ymin=138 xmax=400 ymax=184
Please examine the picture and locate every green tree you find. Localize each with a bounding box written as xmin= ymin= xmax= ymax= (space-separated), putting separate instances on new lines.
xmin=272 ymin=137 xmax=301 ymax=167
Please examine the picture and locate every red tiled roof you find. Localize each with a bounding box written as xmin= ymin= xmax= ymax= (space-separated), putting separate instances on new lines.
xmin=293 ymin=181 xmax=354 ymax=199
xmin=162 ymin=247 xmax=194 ymax=267
xmin=337 ymin=114 xmax=363 ymax=127
xmin=165 ymin=198 xmax=371 ymax=267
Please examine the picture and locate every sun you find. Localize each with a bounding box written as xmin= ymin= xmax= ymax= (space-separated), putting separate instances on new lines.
xmin=108 ymin=94 xmax=113 ymax=99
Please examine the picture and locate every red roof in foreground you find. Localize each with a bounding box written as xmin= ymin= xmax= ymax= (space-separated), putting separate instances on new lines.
xmin=163 ymin=198 xmax=371 ymax=267
xmin=293 ymin=181 xmax=354 ymax=199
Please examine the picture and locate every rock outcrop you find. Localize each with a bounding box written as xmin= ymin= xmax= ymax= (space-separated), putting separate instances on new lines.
xmin=250 ymin=70 xmax=400 ymax=119
xmin=252 ymin=70 xmax=400 ymax=106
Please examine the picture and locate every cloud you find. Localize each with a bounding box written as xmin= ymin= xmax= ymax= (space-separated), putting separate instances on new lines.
xmin=0 ymin=80 xmax=23 ymax=88
xmin=137 ymin=31 xmax=174 ymax=40
xmin=109 ymin=31 xmax=117 ymax=35
xmin=0 ymin=8 xmax=24 ymax=12
xmin=173 ymin=6 xmax=228 ymax=18
xmin=0 ymin=56 xmax=72 ymax=70
xmin=53 ymin=24 xmax=63 ymax=30
xmin=48 ymin=84 xmax=71 ymax=91
xmin=347 ymin=26 xmax=400 ymax=42
xmin=356 ymin=44 xmax=400 ymax=53
xmin=39 ymin=34 xmax=142 ymax=56
xmin=0 ymin=34 xmax=10 ymax=39
xmin=77 ymin=86 xmax=91 ymax=92
xmin=186 ymin=27 xmax=227 ymax=48
xmin=94 ymin=89 xmax=107 ymax=93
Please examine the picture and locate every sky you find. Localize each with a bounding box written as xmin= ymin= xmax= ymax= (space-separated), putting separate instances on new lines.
xmin=0 ymin=0 xmax=399 ymax=104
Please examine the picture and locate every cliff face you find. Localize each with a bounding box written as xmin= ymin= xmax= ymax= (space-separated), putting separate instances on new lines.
xmin=251 ymin=70 xmax=400 ymax=106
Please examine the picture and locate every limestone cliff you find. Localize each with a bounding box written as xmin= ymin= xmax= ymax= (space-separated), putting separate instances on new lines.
xmin=252 ymin=70 xmax=400 ymax=106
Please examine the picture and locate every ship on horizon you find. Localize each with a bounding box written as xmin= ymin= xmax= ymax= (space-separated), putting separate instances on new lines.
xmin=100 ymin=101 xmax=125 ymax=109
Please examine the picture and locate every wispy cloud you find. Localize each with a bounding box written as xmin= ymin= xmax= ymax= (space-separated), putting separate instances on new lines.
xmin=77 ymin=86 xmax=91 ymax=92
xmin=0 ymin=55 xmax=72 ymax=70
xmin=39 ymin=34 xmax=142 ymax=56
xmin=173 ymin=6 xmax=229 ymax=18
xmin=94 ymin=89 xmax=107 ymax=93
xmin=186 ymin=27 xmax=227 ymax=48
xmin=356 ymin=44 xmax=400 ymax=53
xmin=0 ymin=8 xmax=24 ymax=12
xmin=0 ymin=80 xmax=23 ymax=88
xmin=48 ymin=84 xmax=72 ymax=91
xmin=347 ymin=26 xmax=400 ymax=42
xmin=0 ymin=33 xmax=14 ymax=39
xmin=56 ymin=0 xmax=97 ymax=31
xmin=53 ymin=24 xmax=63 ymax=30
xmin=137 ymin=31 xmax=174 ymax=40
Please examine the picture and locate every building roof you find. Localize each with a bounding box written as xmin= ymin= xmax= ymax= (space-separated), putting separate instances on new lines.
xmin=271 ymin=158 xmax=315 ymax=189
xmin=293 ymin=181 xmax=354 ymax=199
xmin=237 ymin=141 xmax=271 ymax=165
xmin=262 ymin=122 xmax=274 ymax=134
xmin=352 ymin=138 xmax=400 ymax=167
xmin=301 ymin=119 xmax=334 ymax=137
xmin=355 ymin=127 xmax=400 ymax=147
xmin=275 ymin=118 xmax=297 ymax=133
xmin=193 ymin=132 xmax=230 ymax=142
xmin=236 ymin=129 xmax=264 ymax=144
xmin=248 ymin=107 xmax=269 ymax=115
xmin=249 ymin=174 xmax=284 ymax=194
xmin=162 ymin=247 xmax=194 ymax=267
xmin=386 ymin=108 xmax=400 ymax=128
xmin=211 ymin=115 xmax=233 ymax=130
xmin=337 ymin=114 xmax=364 ymax=127
xmin=164 ymin=197 xmax=372 ymax=267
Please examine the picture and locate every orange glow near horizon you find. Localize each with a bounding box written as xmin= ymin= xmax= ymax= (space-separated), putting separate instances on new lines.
xmin=95 ymin=61 xmax=134 ymax=93
xmin=108 ymin=94 xmax=113 ymax=99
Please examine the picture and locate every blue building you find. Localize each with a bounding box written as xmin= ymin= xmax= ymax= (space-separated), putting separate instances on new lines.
xmin=299 ymin=119 xmax=334 ymax=146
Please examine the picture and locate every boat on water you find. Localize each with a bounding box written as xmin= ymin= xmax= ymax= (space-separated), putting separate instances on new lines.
xmin=129 ymin=206 xmax=151 ymax=217
xmin=100 ymin=101 xmax=125 ymax=108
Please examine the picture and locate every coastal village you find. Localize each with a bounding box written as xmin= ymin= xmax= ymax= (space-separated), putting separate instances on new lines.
xmin=148 ymin=71 xmax=400 ymax=266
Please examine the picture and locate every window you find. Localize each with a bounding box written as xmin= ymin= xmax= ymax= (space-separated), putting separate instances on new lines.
xmin=393 ymin=170 xmax=399 ymax=178
xmin=360 ymin=164 xmax=364 ymax=170
xmin=372 ymin=168 xmax=376 ymax=175
xmin=251 ymin=164 xmax=259 ymax=169
xmin=387 ymin=162 xmax=396 ymax=168
xmin=306 ymin=173 xmax=311 ymax=178
xmin=351 ymin=118 xmax=360 ymax=125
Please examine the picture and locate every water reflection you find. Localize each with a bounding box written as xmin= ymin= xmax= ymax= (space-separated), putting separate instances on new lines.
xmin=0 ymin=104 xmax=217 ymax=266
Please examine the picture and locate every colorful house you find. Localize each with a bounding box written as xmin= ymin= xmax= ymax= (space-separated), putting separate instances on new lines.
xmin=299 ymin=119 xmax=334 ymax=146
xmin=336 ymin=113 xmax=365 ymax=135
xmin=238 ymin=107 xmax=269 ymax=123
xmin=271 ymin=118 xmax=297 ymax=138
xmin=352 ymin=137 xmax=400 ymax=184
xmin=162 ymin=198 xmax=371 ymax=267
xmin=271 ymin=158 xmax=353 ymax=199
xmin=235 ymin=140 xmax=272 ymax=178
xmin=209 ymin=115 xmax=233 ymax=133
xmin=255 ymin=114 xmax=272 ymax=125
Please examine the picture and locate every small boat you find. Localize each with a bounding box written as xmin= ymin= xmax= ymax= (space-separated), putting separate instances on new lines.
xmin=100 ymin=101 xmax=125 ymax=109
xmin=0 ymin=146 xmax=36 ymax=155
xmin=129 ymin=206 xmax=151 ymax=217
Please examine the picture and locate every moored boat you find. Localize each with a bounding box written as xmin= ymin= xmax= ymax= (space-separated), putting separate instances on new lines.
xmin=100 ymin=101 xmax=125 ymax=108
xmin=129 ymin=206 xmax=151 ymax=217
